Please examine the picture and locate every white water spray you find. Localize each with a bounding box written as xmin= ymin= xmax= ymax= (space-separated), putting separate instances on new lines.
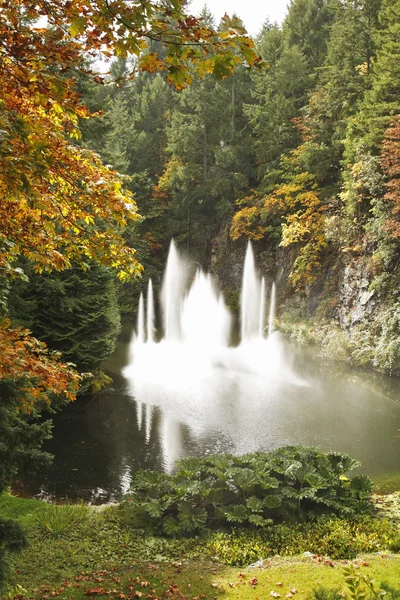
xmin=161 ymin=240 xmax=186 ymax=340
xmin=147 ymin=279 xmax=155 ymax=343
xmin=268 ymin=282 xmax=276 ymax=338
xmin=181 ymin=270 xmax=231 ymax=348
xmin=136 ymin=293 xmax=145 ymax=343
xmin=123 ymin=240 xmax=298 ymax=385
xmin=241 ymin=242 xmax=262 ymax=342
xmin=259 ymin=277 xmax=266 ymax=337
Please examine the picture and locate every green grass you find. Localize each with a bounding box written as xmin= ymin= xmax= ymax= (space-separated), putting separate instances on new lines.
xmin=1 ymin=493 xmax=399 ymax=600
xmin=2 ymin=556 xmax=400 ymax=600
xmin=0 ymin=493 xmax=48 ymax=528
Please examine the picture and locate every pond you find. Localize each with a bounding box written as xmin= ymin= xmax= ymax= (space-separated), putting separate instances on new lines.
xmin=16 ymin=325 xmax=400 ymax=503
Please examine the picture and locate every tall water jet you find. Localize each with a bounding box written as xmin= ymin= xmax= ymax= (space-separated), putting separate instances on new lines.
xmin=161 ymin=240 xmax=187 ymax=340
xmin=147 ymin=279 xmax=155 ymax=343
xmin=181 ymin=270 xmax=231 ymax=348
xmin=125 ymin=239 xmax=290 ymax=384
xmin=259 ymin=277 xmax=266 ymax=338
xmin=241 ymin=242 xmax=261 ymax=342
xmin=268 ymin=282 xmax=276 ymax=337
xmin=136 ymin=293 xmax=145 ymax=343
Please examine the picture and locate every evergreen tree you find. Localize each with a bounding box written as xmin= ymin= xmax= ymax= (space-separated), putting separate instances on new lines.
xmin=347 ymin=0 xmax=400 ymax=154
xmin=160 ymin=65 xmax=253 ymax=259
xmin=294 ymin=0 xmax=382 ymax=186
xmin=9 ymin=265 xmax=121 ymax=389
xmin=340 ymin=0 xmax=398 ymax=216
xmin=245 ymin=25 xmax=311 ymax=190
xmin=283 ymin=0 xmax=339 ymax=71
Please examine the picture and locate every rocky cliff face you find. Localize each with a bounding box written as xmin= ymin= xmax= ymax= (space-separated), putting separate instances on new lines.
xmin=337 ymin=259 xmax=377 ymax=329
xmin=208 ymin=227 xmax=399 ymax=375
xmin=210 ymin=226 xmax=379 ymax=334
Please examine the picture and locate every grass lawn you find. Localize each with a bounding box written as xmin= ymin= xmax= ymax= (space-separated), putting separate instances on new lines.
xmin=4 ymin=555 xmax=400 ymax=600
xmin=1 ymin=493 xmax=399 ymax=600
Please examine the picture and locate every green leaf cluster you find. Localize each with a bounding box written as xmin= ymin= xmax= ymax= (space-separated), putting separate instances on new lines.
xmin=121 ymin=447 xmax=373 ymax=536
xmin=208 ymin=515 xmax=397 ymax=564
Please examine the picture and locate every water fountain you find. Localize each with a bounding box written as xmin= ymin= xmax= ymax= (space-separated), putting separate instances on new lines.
xmin=146 ymin=279 xmax=155 ymax=344
xmin=135 ymin=293 xmax=145 ymax=344
xmin=120 ymin=239 xmax=307 ymax=473
xmin=124 ymin=240 xmax=285 ymax=381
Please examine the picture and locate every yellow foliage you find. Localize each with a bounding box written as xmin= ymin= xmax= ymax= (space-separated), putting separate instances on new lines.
xmin=230 ymin=206 xmax=266 ymax=241
xmin=230 ymin=171 xmax=327 ymax=290
xmin=263 ymin=174 xmax=327 ymax=290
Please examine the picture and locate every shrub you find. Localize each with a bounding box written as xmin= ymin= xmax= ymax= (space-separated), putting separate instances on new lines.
xmin=206 ymin=516 xmax=398 ymax=565
xmin=122 ymin=447 xmax=373 ymax=536
xmin=34 ymin=503 xmax=89 ymax=537
xmin=0 ymin=518 xmax=27 ymax=589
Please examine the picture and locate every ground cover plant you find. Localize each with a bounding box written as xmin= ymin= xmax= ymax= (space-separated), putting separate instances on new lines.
xmin=121 ymin=447 xmax=374 ymax=536
xmin=0 ymin=491 xmax=399 ymax=599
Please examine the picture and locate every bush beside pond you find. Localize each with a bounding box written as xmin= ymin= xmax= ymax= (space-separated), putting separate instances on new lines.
xmin=207 ymin=516 xmax=399 ymax=564
xmin=121 ymin=447 xmax=373 ymax=536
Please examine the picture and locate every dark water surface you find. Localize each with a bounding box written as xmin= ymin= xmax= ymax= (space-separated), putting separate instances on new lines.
xmin=16 ymin=328 xmax=400 ymax=502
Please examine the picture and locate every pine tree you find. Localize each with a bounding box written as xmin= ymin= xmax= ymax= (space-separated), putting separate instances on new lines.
xmin=349 ymin=0 xmax=400 ymax=152
xmin=244 ymin=25 xmax=311 ymax=190
xmin=9 ymin=265 xmax=121 ymax=388
xmin=293 ymin=0 xmax=382 ymax=186
xmin=283 ymin=0 xmax=339 ymax=71
xmin=340 ymin=0 xmax=398 ymax=216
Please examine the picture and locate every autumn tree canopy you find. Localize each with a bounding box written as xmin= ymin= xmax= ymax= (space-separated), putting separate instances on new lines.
xmin=0 ymin=0 xmax=260 ymax=406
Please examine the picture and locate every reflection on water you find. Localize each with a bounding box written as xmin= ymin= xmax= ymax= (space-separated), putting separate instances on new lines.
xmin=15 ymin=329 xmax=400 ymax=503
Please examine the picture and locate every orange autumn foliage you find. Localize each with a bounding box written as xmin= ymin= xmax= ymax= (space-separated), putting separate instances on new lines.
xmin=381 ymin=116 xmax=400 ymax=237
xmin=0 ymin=0 xmax=261 ymax=405
xmin=0 ymin=319 xmax=80 ymax=412
xmin=230 ymin=171 xmax=327 ymax=290
xmin=230 ymin=206 xmax=267 ymax=241
xmin=264 ymin=173 xmax=327 ymax=289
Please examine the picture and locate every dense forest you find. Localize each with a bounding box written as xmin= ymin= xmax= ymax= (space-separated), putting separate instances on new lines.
xmin=9 ymin=0 xmax=400 ymax=389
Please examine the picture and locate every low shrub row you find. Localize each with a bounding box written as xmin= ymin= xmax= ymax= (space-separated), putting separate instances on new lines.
xmin=122 ymin=446 xmax=373 ymax=536
xmin=206 ymin=516 xmax=400 ymax=564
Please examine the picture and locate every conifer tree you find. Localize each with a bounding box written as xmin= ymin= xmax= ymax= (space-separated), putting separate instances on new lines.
xmin=283 ymin=0 xmax=339 ymax=71
xmin=9 ymin=266 xmax=121 ymax=388
xmin=349 ymin=0 xmax=400 ymax=153
xmin=244 ymin=26 xmax=311 ymax=189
